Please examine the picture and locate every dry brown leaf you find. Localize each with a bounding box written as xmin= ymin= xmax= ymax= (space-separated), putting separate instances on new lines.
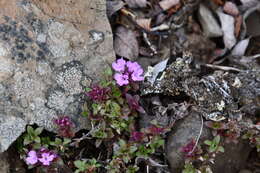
xmin=125 ymin=0 xmax=148 ymax=8
xmin=223 ymin=2 xmax=239 ymax=16
xmin=136 ymin=18 xmax=151 ymax=31
xmin=114 ymin=26 xmax=139 ymax=60
xmin=159 ymin=0 xmax=180 ymax=11
xmin=235 ymin=15 xmax=243 ymax=37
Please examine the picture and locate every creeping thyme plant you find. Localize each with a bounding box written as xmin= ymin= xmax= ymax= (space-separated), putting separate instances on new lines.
xmin=17 ymin=58 xmax=166 ymax=173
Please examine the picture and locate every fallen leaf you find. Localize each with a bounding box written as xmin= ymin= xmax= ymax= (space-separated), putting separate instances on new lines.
xmin=125 ymin=0 xmax=148 ymax=8
xmin=159 ymin=0 xmax=180 ymax=11
xmin=106 ymin=0 xmax=125 ymax=17
xmin=235 ymin=15 xmax=243 ymax=37
xmin=114 ymin=26 xmax=139 ymax=60
xmin=231 ymin=38 xmax=250 ymax=56
xmin=136 ymin=18 xmax=151 ymax=31
xmin=223 ymin=1 xmax=239 ymax=16
xmin=217 ymin=10 xmax=236 ymax=49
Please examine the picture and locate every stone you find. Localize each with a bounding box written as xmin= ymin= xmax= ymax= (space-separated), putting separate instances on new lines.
xmin=0 ymin=0 xmax=115 ymax=152
xmin=166 ymin=112 xmax=252 ymax=173
xmin=166 ymin=112 xmax=211 ymax=172
xmin=212 ymin=141 xmax=251 ymax=173
xmin=0 ymin=152 xmax=9 ymax=173
xmin=198 ymin=4 xmax=223 ymax=38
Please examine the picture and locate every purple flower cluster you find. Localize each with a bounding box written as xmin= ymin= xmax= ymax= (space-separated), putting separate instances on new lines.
xmin=147 ymin=125 xmax=164 ymax=135
xmin=180 ymin=139 xmax=197 ymax=158
xmin=112 ymin=58 xmax=144 ymax=86
xmin=26 ymin=149 xmax=57 ymax=166
xmin=87 ymin=85 xmax=110 ymax=102
xmin=54 ymin=116 xmax=72 ymax=127
xmin=125 ymin=93 xmax=145 ymax=114
xmin=130 ymin=131 xmax=144 ymax=142
xmin=54 ymin=116 xmax=74 ymax=138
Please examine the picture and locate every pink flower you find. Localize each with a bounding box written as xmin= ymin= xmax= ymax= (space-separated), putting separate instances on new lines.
xmin=54 ymin=116 xmax=75 ymax=138
xmin=114 ymin=73 xmax=129 ymax=86
xmin=26 ymin=150 xmax=38 ymax=165
xmin=112 ymin=59 xmax=144 ymax=86
xmin=130 ymin=131 xmax=144 ymax=141
xmin=38 ymin=152 xmax=56 ymax=166
xmin=87 ymin=85 xmax=110 ymax=102
xmin=181 ymin=139 xmax=198 ymax=158
xmin=112 ymin=58 xmax=126 ymax=72
xmin=147 ymin=125 xmax=164 ymax=135
xmin=131 ymin=68 xmax=144 ymax=81
xmin=126 ymin=61 xmax=141 ymax=72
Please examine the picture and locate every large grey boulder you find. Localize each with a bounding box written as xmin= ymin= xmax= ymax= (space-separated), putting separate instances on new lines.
xmin=0 ymin=0 xmax=115 ymax=152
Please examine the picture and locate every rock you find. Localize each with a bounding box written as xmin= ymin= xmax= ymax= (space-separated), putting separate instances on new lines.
xmin=246 ymin=11 xmax=260 ymax=37
xmin=166 ymin=112 xmax=252 ymax=173
xmin=0 ymin=0 xmax=115 ymax=152
xmin=198 ymin=4 xmax=223 ymax=38
xmin=166 ymin=112 xmax=211 ymax=172
xmin=239 ymin=170 xmax=252 ymax=173
xmin=212 ymin=141 xmax=251 ymax=173
xmin=0 ymin=152 xmax=9 ymax=173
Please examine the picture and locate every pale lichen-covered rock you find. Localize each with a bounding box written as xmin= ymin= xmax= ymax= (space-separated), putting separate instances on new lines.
xmin=0 ymin=0 xmax=115 ymax=152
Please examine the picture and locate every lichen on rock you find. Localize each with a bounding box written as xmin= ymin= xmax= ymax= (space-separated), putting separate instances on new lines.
xmin=0 ymin=0 xmax=115 ymax=152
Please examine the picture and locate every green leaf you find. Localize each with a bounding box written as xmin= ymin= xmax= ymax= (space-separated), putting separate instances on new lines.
xmin=104 ymin=67 xmax=113 ymax=76
xmin=27 ymin=126 xmax=34 ymax=135
xmin=85 ymin=87 xmax=92 ymax=92
xmin=182 ymin=163 xmax=197 ymax=173
xmin=23 ymin=137 xmax=31 ymax=145
xmin=34 ymin=136 xmax=41 ymax=143
xmin=74 ymin=160 xmax=86 ymax=169
xmin=82 ymin=111 xmax=89 ymax=117
xmin=204 ymin=140 xmax=212 ymax=146
xmin=218 ymin=146 xmax=225 ymax=153
xmin=214 ymin=135 xmax=221 ymax=144
xmin=63 ymin=138 xmax=71 ymax=145
xmin=35 ymin=127 xmax=43 ymax=135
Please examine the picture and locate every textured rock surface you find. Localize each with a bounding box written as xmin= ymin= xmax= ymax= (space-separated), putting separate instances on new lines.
xmin=0 ymin=0 xmax=115 ymax=152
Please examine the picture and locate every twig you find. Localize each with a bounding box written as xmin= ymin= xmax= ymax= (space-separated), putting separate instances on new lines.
xmin=148 ymin=158 xmax=168 ymax=167
xmin=70 ymin=122 xmax=95 ymax=146
xmin=146 ymin=165 xmax=149 ymax=173
xmin=189 ymin=114 xmax=203 ymax=154
xmin=143 ymin=32 xmax=157 ymax=55
xmin=250 ymin=54 xmax=260 ymax=60
xmin=203 ymin=64 xmax=242 ymax=72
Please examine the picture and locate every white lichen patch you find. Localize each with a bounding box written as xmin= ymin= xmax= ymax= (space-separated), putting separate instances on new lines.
xmin=47 ymin=90 xmax=74 ymax=112
xmin=56 ymin=65 xmax=83 ymax=95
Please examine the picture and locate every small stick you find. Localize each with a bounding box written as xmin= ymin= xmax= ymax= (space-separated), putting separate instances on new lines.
xmin=143 ymin=32 xmax=157 ymax=55
xmin=189 ymin=114 xmax=203 ymax=154
xmin=204 ymin=64 xmax=242 ymax=72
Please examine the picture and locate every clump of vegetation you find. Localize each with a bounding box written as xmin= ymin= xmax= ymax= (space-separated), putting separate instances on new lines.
xmin=181 ymin=135 xmax=224 ymax=173
xmin=15 ymin=59 xmax=259 ymax=173
xmin=17 ymin=59 xmax=166 ymax=173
